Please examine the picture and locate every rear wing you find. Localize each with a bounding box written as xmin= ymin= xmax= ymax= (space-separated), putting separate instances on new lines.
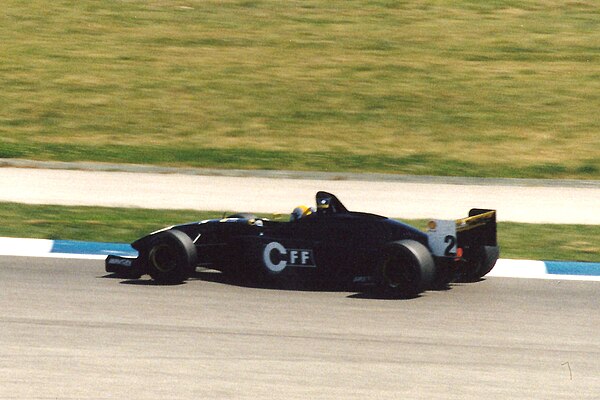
xmin=456 ymin=209 xmax=497 ymax=247
xmin=427 ymin=209 xmax=497 ymax=257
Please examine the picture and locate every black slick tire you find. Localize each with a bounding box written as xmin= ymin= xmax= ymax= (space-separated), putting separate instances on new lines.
xmin=477 ymin=245 xmax=500 ymax=278
xmin=377 ymin=240 xmax=435 ymax=298
xmin=146 ymin=230 xmax=197 ymax=284
xmin=458 ymin=245 xmax=500 ymax=282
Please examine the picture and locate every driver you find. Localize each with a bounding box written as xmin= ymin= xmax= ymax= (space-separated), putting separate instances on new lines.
xmin=290 ymin=205 xmax=315 ymax=222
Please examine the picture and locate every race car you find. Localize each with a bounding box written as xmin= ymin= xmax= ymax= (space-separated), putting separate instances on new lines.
xmin=106 ymin=191 xmax=499 ymax=297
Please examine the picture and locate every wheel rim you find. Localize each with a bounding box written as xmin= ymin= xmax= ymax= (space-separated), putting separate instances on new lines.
xmin=149 ymin=244 xmax=177 ymax=273
xmin=383 ymin=251 xmax=418 ymax=288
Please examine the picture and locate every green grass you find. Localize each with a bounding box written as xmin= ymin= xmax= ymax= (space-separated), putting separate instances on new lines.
xmin=1 ymin=0 xmax=600 ymax=178
xmin=1 ymin=203 xmax=598 ymax=262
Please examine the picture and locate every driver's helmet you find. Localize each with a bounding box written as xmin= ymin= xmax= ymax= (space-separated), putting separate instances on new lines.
xmin=290 ymin=205 xmax=314 ymax=222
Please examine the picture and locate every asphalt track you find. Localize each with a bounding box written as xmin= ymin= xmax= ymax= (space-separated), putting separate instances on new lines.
xmin=1 ymin=256 xmax=599 ymax=399
xmin=1 ymin=161 xmax=600 ymax=223
xmin=1 ymin=162 xmax=599 ymax=399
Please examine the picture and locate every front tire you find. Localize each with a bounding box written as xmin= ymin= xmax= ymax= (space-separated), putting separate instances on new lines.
xmin=146 ymin=230 xmax=197 ymax=284
xmin=377 ymin=240 xmax=435 ymax=298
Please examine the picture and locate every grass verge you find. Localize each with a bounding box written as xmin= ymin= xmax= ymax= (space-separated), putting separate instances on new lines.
xmin=1 ymin=203 xmax=598 ymax=262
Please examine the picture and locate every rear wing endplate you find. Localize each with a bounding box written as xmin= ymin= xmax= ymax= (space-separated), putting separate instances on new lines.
xmin=427 ymin=209 xmax=497 ymax=257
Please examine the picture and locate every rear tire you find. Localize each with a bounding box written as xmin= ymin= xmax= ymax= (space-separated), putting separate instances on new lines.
xmin=477 ymin=245 xmax=500 ymax=277
xmin=146 ymin=230 xmax=197 ymax=284
xmin=377 ymin=240 xmax=435 ymax=298
xmin=458 ymin=245 xmax=500 ymax=282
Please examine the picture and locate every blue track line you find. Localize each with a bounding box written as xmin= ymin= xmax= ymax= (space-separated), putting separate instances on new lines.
xmin=50 ymin=240 xmax=137 ymax=257
xmin=545 ymin=261 xmax=600 ymax=277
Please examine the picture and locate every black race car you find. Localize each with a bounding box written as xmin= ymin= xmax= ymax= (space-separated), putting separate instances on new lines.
xmin=106 ymin=191 xmax=499 ymax=297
